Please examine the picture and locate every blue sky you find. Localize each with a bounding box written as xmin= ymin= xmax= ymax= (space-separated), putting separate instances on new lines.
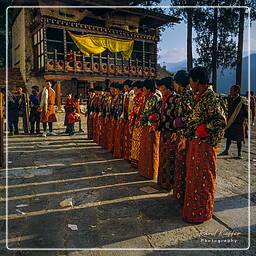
xmin=157 ymin=4 xmax=256 ymax=64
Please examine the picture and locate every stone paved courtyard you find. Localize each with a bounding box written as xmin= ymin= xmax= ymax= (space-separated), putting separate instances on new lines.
xmin=0 ymin=112 xmax=255 ymax=256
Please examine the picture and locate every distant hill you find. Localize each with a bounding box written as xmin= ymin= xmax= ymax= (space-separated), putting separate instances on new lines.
xmin=156 ymin=64 xmax=174 ymax=79
xmin=217 ymin=54 xmax=256 ymax=94
xmin=161 ymin=60 xmax=186 ymax=74
xmin=160 ymin=53 xmax=256 ymax=94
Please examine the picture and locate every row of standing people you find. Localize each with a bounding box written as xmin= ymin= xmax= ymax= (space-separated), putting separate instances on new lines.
xmin=86 ymin=66 xmax=228 ymax=224
xmin=7 ymin=81 xmax=83 ymax=136
xmin=7 ymin=82 xmax=57 ymax=136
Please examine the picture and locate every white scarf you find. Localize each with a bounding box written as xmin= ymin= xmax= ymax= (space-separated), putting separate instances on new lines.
xmin=224 ymin=96 xmax=248 ymax=131
xmin=40 ymin=87 xmax=48 ymax=109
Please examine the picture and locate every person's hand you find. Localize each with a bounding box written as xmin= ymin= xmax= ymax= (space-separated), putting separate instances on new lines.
xmin=84 ymin=112 xmax=87 ymax=117
xmin=149 ymin=126 xmax=155 ymax=133
xmin=135 ymin=121 xmax=140 ymax=128
xmin=177 ymin=136 xmax=186 ymax=151
xmin=173 ymin=120 xmax=177 ymax=128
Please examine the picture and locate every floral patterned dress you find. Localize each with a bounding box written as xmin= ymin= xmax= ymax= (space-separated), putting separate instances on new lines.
xmin=173 ymin=87 xmax=195 ymax=205
xmin=113 ymin=93 xmax=125 ymax=158
xmin=123 ymin=91 xmax=132 ymax=159
xmin=130 ymin=92 xmax=145 ymax=167
xmin=157 ymin=91 xmax=180 ymax=189
xmin=182 ymin=86 xmax=226 ymax=223
xmin=107 ymin=95 xmax=115 ymax=151
xmin=138 ymin=92 xmax=161 ymax=180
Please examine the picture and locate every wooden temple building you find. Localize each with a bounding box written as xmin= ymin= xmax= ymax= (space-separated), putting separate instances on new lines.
xmin=9 ymin=0 xmax=180 ymax=108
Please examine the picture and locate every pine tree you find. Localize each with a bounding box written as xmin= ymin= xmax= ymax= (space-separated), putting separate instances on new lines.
xmin=193 ymin=1 xmax=240 ymax=91
xmin=167 ymin=0 xmax=200 ymax=70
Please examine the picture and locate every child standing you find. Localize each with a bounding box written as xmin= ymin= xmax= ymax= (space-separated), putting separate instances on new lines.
xmin=29 ymin=85 xmax=41 ymax=134
xmin=74 ymin=95 xmax=84 ymax=132
xmin=64 ymin=93 xmax=76 ymax=135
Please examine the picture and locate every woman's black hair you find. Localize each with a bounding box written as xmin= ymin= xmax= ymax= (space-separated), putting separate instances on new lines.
xmin=123 ymin=79 xmax=133 ymax=88
xmin=188 ymin=66 xmax=209 ymax=85
xmin=110 ymin=82 xmax=117 ymax=88
xmin=143 ymin=79 xmax=156 ymax=92
xmin=105 ymin=79 xmax=111 ymax=88
xmin=133 ymin=80 xmax=143 ymax=89
xmin=118 ymin=83 xmax=124 ymax=91
xmin=94 ymin=86 xmax=102 ymax=91
xmin=174 ymin=70 xmax=189 ymax=88
xmin=155 ymin=79 xmax=162 ymax=87
xmin=31 ymin=85 xmax=40 ymax=92
xmin=231 ymin=85 xmax=241 ymax=93
xmin=159 ymin=77 xmax=174 ymax=90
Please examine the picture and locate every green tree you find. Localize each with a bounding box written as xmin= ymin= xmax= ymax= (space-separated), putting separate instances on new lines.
xmin=193 ymin=2 xmax=240 ymax=91
xmin=235 ymin=0 xmax=256 ymax=87
xmin=0 ymin=0 xmax=14 ymax=67
xmin=167 ymin=0 xmax=201 ymax=70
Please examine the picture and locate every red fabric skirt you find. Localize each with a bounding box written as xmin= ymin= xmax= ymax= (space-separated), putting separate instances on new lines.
xmin=123 ymin=120 xmax=132 ymax=160
xmin=183 ymin=138 xmax=217 ymax=223
xmin=92 ymin=113 xmax=99 ymax=143
xmin=138 ymin=126 xmax=160 ymax=180
xmin=40 ymin=104 xmax=57 ymax=123
xmin=64 ymin=112 xmax=76 ymax=125
xmin=103 ymin=117 xmax=110 ymax=149
xmin=113 ymin=119 xmax=125 ymax=158
xmin=87 ymin=114 xmax=93 ymax=139
xmin=157 ymin=131 xmax=176 ymax=189
xmin=99 ymin=116 xmax=105 ymax=146
xmin=173 ymin=135 xmax=188 ymax=206
xmin=130 ymin=125 xmax=143 ymax=168
xmin=107 ymin=116 xmax=114 ymax=151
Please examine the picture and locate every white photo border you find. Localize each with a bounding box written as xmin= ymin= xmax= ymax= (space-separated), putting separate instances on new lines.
xmin=5 ymin=5 xmax=251 ymax=251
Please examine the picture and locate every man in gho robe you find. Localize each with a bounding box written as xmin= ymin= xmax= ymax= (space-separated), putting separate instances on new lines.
xmin=220 ymin=85 xmax=248 ymax=159
xmin=39 ymin=80 xmax=57 ymax=137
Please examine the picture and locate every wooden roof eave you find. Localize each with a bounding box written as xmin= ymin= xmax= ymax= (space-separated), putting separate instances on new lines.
xmin=114 ymin=8 xmax=181 ymax=27
xmin=34 ymin=16 xmax=160 ymax=42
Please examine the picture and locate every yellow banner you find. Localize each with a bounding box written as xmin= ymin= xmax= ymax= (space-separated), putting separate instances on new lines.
xmin=68 ymin=31 xmax=134 ymax=60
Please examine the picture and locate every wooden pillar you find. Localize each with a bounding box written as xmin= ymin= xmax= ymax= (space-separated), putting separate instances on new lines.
xmin=76 ymin=80 xmax=79 ymax=97
xmin=107 ymin=52 xmax=110 ymax=75
xmin=89 ymin=82 xmax=94 ymax=89
xmin=0 ymin=92 xmax=4 ymax=167
xmin=114 ymin=52 xmax=117 ymax=75
xmin=99 ymin=53 xmax=102 ymax=72
xmin=142 ymin=40 xmax=145 ymax=68
xmin=84 ymin=82 xmax=87 ymax=98
xmin=55 ymin=81 xmax=62 ymax=112
xmin=63 ymin=29 xmax=67 ymax=73
xmin=54 ymin=49 xmax=58 ymax=70
xmin=43 ymin=26 xmax=48 ymax=72
xmin=74 ymin=52 xmax=77 ymax=73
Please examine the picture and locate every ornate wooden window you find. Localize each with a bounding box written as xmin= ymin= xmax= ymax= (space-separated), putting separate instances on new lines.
xmin=33 ymin=28 xmax=44 ymax=69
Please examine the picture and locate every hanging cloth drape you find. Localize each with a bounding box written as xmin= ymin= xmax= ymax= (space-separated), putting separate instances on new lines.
xmin=68 ymin=31 xmax=134 ymax=60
